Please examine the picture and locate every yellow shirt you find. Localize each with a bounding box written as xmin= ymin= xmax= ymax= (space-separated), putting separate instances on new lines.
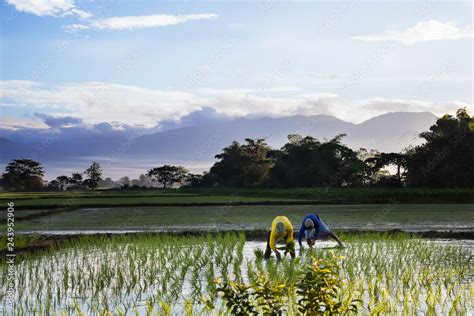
xmin=269 ymin=216 xmax=294 ymax=250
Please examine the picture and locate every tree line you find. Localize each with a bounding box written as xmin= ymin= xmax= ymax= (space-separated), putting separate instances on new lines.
xmin=1 ymin=108 xmax=472 ymax=191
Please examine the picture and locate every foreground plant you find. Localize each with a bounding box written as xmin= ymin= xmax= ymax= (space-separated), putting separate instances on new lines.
xmin=296 ymin=254 xmax=360 ymax=315
xmin=215 ymin=253 xmax=361 ymax=315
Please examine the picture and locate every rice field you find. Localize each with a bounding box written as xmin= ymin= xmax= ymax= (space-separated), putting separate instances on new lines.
xmin=13 ymin=204 xmax=474 ymax=233
xmin=1 ymin=232 xmax=472 ymax=315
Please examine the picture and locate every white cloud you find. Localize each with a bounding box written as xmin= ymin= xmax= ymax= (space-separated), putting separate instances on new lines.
xmin=352 ymin=20 xmax=473 ymax=45
xmin=6 ymin=0 xmax=91 ymax=18
xmin=0 ymin=116 xmax=48 ymax=130
xmin=63 ymin=13 xmax=218 ymax=32
xmin=0 ymin=80 xmax=469 ymax=126
xmin=0 ymin=81 xmax=195 ymax=126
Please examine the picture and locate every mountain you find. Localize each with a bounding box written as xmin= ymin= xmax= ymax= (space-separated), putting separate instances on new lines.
xmin=129 ymin=115 xmax=355 ymax=159
xmin=0 ymin=112 xmax=438 ymax=178
xmin=0 ymin=137 xmax=26 ymax=161
xmin=129 ymin=112 xmax=437 ymax=158
xmin=345 ymin=111 xmax=437 ymax=151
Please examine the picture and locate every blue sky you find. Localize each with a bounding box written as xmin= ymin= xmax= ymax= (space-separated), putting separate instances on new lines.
xmin=1 ymin=0 xmax=472 ymax=128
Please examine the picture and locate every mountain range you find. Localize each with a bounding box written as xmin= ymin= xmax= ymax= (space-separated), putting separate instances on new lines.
xmin=0 ymin=111 xmax=438 ymax=178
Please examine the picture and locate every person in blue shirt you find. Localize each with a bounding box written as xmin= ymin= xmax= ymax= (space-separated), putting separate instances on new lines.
xmin=297 ymin=214 xmax=344 ymax=249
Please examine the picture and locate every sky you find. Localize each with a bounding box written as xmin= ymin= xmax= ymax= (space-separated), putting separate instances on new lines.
xmin=0 ymin=0 xmax=473 ymax=130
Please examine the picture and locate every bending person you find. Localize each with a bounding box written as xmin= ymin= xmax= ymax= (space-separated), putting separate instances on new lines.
xmin=264 ymin=215 xmax=296 ymax=260
xmin=297 ymin=213 xmax=344 ymax=249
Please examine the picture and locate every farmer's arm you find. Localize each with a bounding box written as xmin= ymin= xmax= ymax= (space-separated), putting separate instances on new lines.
xmin=297 ymin=223 xmax=305 ymax=248
xmin=286 ymin=224 xmax=296 ymax=258
xmin=328 ymin=231 xmax=344 ymax=247
xmin=269 ymin=229 xmax=282 ymax=260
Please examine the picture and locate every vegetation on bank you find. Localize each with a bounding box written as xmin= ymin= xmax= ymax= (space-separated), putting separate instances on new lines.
xmin=2 ymin=187 xmax=473 ymax=210
xmin=182 ymin=187 xmax=474 ymax=202
xmin=1 ymin=232 xmax=471 ymax=314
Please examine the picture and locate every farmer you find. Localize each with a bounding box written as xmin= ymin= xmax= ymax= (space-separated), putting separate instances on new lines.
xmin=264 ymin=215 xmax=296 ymax=260
xmin=297 ymin=214 xmax=344 ymax=249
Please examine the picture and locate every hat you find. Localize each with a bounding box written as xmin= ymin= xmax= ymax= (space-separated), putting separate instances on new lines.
xmin=304 ymin=218 xmax=315 ymax=229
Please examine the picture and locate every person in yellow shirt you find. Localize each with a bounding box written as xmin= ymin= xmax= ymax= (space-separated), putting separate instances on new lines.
xmin=264 ymin=215 xmax=296 ymax=260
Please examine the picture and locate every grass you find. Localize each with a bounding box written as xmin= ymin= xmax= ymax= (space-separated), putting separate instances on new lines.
xmin=2 ymin=194 xmax=299 ymax=209
xmin=12 ymin=203 xmax=474 ymax=232
xmin=2 ymin=187 xmax=473 ymax=210
xmin=182 ymin=187 xmax=474 ymax=203
xmin=1 ymin=232 xmax=472 ymax=314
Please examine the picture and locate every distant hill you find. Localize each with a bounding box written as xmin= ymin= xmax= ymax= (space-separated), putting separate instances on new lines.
xmin=129 ymin=114 xmax=355 ymax=159
xmin=345 ymin=111 xmax=437 ymax=151
xmin=0 ymin=137 xmax=26 ymax=161
xmin=129 ymin=112 xmax=437 ymax=158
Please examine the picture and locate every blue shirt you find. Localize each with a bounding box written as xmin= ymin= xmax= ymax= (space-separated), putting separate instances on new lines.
xmin=297 ymin=214 xmax=322 ymax=244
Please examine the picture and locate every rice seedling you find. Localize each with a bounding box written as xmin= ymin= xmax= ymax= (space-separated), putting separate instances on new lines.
xmin=0 ymin=232 xmax=472 ymax=314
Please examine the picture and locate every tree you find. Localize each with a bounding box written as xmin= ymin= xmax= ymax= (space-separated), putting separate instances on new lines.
xmin=146 ymin=165 xmax=189 ymax=188
xmin=240 ymin=139 xmax=273 ymax=187
xmin=118 ymin=176 xmax=131 ymax=188
xmin=405 ymin=108 xmax=474 ymax=187
xmin=365 ymin=152 xmax=407 ymax=187
xmin=204 ymin=139 xmax=273 ymax=187
xmin=98 ymin=177 xmax=115 ymax=189
xmin=269 ymin=134 xmax=370 ymax=187
xmin=84 ymin=162 xmax=103 ymax=190
xmin=1 ymin=159 xmax=44 ymax=191
xmin=68 ymin=173 xmax=83 ymax=189
xmin=47 ymin=179 xmax=61 ymax=191
xmin=55 ymin=175 xmax=70 ymax=191
xmin=184 ymin=173 xmax=203 ymax=187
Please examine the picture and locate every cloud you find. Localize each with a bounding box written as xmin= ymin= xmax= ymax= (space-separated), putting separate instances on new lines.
xmin=159 ymin=107 xmax=234 ymax=131
xmin=34 ymin=113 xmax=83 ymax=128
xmin=0 ymin=116 xmax=48 ymax=130
xmin=0 ymin=80 xmax=195 ymax=126
xmin=351 ymin=20 xmax=473 ymax=45
xmin=0 ymin=80 xmax=469 ymax=126
xmin=6 ymin=0 xmax=91 ymax=18
xmin=63 ymin=13 xmax=218 ymax=32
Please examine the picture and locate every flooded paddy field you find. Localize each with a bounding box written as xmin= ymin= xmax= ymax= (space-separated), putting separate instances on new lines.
xmin=13 ymin=204 xmax=474 ymax=233
xmin=1 ymin=232 xmax=472 ymax=315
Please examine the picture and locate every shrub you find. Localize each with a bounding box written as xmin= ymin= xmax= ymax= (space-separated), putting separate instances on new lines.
xmin=215 ymin=253 xmax=361 ymax=315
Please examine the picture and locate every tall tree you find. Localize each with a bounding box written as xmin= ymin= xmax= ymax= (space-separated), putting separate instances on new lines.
xmin=1 ymin=159 xmax=44 ymax=191
xmin=269 ymin=134 xmax=369 ymax=187
xmin=84 ymin=162 xmax=103 ymax=190
xmin=204 ymin=139 xmax=273 ymax=187
xmin=405 ymin=108 xmax=474 ymax=187
xmin=146 ymin=165 xmax=189 ymax=188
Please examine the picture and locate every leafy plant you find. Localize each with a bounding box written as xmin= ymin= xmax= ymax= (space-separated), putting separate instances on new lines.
xmin=216 ymin=252 xmax=361 ymax=315
xmin=296 ymin=253 xmax=357 ymax=314
xmin=216 ymin=278 xmax=256 ymax=315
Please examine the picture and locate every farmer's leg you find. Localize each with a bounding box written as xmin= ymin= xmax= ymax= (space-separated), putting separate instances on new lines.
xmin=264 ymin=231 xmax=272 ymax=259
